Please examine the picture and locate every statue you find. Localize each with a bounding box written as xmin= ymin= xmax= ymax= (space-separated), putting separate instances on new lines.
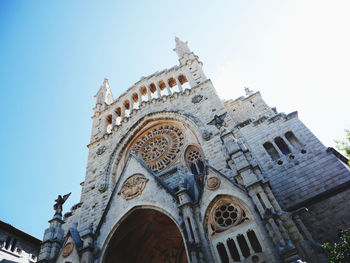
xmin=54 ymin=193 xmax=71 ymax=217
xmin=173 ymin=36 xmax=191 ymax=59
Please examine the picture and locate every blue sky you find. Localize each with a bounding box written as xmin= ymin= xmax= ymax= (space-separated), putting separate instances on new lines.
xmin=0 ymin=1 xmax=349 ymax=239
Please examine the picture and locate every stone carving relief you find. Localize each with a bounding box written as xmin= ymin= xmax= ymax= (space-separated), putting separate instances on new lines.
xmin=209 ymin=198 xmax=249 ymax=235
xmin=206 ymin=176 xmax=220 ymax=191
xmin=192 ymin=95 xmax=204 ymax=104
xmin=62 ymin=242 xmax=74 ymax=258
xmin=119 ymin=174 xmax=149 ymax=200
xmin=132 ymin=124 xmax=184 ymax=173
xmin=207 ymin=112 xmax=227 ymax=130
xmin=96 ymin=145 xmax=106 ymax=155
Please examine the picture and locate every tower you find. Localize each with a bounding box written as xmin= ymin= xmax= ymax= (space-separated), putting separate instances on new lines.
xmin=38 ymin=37 xmax=350 ymax=263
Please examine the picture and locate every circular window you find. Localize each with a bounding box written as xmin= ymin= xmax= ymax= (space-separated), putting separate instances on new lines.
xmin=133 ymin=124 xmax=184 ymax=173
xmin=209 ymin=198 xmax=249 ymax=234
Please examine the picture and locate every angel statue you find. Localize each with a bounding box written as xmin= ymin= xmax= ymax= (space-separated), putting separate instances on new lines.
xmin=54 ymin=193 xmax=71 ymax=217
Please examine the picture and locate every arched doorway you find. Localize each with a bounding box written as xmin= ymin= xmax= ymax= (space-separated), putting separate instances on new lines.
xmin=104 ymin=209 xmax=188 ymax=263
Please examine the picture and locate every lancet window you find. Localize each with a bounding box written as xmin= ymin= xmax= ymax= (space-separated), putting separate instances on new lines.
xmin=185 ymin=145 xmax=205 ymax=175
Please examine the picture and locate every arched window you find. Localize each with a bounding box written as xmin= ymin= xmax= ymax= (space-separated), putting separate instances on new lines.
xmin=227 ymin=238 xmax=240 ymax=261
xmin=178 ymin=74 xmax=190 ymax=90
xmin=263 ymin=142 xmax=280 ymax=160
xmin=208 ymin=198 xmax=249 ymax=235
xmin=106 ymin=114 xmax=112 ymax=133
xmin=216 ymin=243 xmax=229 ymax=263
xmin=185 ymin=145 xmax=205 ymax=175
xmin=247 ymin=230 xmax=262 ymax=253
xmin=237 ymin=234 xmax=250 ymax=258
xmin=285 ymin=131 xmax=303 ymax=150
xmin=274 ymin=137 xmax=291 ymax=155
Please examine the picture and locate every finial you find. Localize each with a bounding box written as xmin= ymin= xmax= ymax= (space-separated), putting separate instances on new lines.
xmin=244 ymin=87 xmax=254 ymax=96
xmin=103 ymin=77 xmax=109 ymax=85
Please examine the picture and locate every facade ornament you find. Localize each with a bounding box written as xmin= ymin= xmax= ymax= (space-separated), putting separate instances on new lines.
xmin=173 ymin=37 xmax=191 ymax=59
xmin=244 ymin=87 xmax=254 ymax=96
xmin=54 ymin=193 xmax=71 ymax=217
xmin=96 ymin=145 xmax=106 ymax=155
xmin=119 ymin=174 xmax=149 ymax=200
xmin=206 ymin=176 xmax=220 ymax=191
xmin=62 ymin=242 xmax=74 ymax=258
xmin=192 ymin=95 xmax=204 ymax=104
xmin=94 ymin=77 xmax=114 ymax=106
xmin=207 ymin=112 xmax=227 ymax=130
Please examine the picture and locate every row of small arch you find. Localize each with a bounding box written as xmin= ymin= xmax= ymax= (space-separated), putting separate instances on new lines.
xmin=105 ymin=74 xmax=190 ymax=128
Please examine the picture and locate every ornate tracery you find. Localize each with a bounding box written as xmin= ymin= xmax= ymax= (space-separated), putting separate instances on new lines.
xmin=132 ymin=124 xmax=185 ymax=173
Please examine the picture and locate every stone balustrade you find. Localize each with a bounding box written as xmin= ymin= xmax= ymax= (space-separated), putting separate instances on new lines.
xmin=96 ymin=65 xmax=196 ymax=138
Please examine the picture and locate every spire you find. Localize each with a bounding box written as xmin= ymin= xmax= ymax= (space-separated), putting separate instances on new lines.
xmin=94 ymin=77 xmax=114 ymax=105
xmin=173 ymin=36 xmax=191 ymax=59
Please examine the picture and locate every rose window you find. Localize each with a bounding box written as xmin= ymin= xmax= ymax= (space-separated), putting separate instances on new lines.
xmin=209 ymin=198 xmax=249 ymax=235
xmin=133 ymin=124 xmax=184 ymax=173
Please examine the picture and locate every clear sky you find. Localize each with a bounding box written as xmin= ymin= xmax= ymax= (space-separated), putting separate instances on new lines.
xmin=0 ymin=0 xmax=349 ymax=239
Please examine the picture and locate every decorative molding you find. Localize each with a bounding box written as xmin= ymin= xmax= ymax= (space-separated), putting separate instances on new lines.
xmin=96 ymin=145 xmax=106 ymax=155
xmin=119 ymin=174 xmax=149 ymax=200
xmin=62 ymin=242 xmax=74 ymax=258
xmin=206 ymin=177 xmax=220 ymax=191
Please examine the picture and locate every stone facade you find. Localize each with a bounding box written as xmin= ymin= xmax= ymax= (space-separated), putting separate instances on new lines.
xmin=38 ymin=37 xmax=350 ymax=263
xmin=0 ymin=220 xmax=41 ymax=263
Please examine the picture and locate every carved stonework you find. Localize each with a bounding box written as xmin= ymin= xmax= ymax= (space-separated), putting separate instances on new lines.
xmin=206 ymin=177 xmax=220 ymax=191
xmin=192 ymin=95 xmax=203 ymax=104
xmin=96 ymin=145 xmax=106 ymax=155
xmin=209 ymin=198 xmax=249 ymax=235
xmin=62 ymin=242 xmax=74 ymax=258
xmin=119 ymin=174 xmax=149 ymax=200
xmin=207 ymin=113 xmax=227 ymax=130
xmin=132 ymin=124 xmax=184 ymax=173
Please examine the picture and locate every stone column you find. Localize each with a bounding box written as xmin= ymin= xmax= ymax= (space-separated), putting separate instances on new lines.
xmin=147 ymin=85 xmax=152 ymax=101
xmin=177 ymin=189 xmax=204 ymax=263
xmin=176 ymin=78 xmax=183 ymax=92
xmin=38 ymin=216 xmax=65 ymax=263
xmin=81 ymin=224 xmax=94 ymax=263
xmin=154 ymin=82 xmax=161 ymax=98
xmin=129 ymin=95 xmax=133 ymax=113
xmin=164 ymin=79 xmax=172 ymax=95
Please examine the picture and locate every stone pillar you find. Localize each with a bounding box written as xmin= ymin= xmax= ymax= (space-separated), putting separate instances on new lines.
xmin=38 ymin=216 xmax=65 ymax=263
xmin=129 ymin=95 xmax=133 ymax=113
xmin=154 ymin=82 xmax=161 ymax=98
xmin=177 ymin=189 xmax=204 ymax=263
xmin=164 ymin=80 xmax=172 ymax=95
xmin=81 ymin=224 xmax=94 ymax=263
xmin=176 ymin=78 xmax=183 ymax=92
xmin=120 ymin=104 xmax=125 ymax=119
xmin=137 ymin=90 xmax=142 ymax=105
xmin=147 ymin=85 xmax=152 ymax=101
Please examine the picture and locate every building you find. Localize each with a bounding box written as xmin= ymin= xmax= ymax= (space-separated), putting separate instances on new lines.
xmin=0 ymin=220 xmax=41 ymax=263
xmin=38 ymin=38 xmax=350 ymax=263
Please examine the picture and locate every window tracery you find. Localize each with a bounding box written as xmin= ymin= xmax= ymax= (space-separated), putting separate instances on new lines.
xmin=132 ymin=124 xmax=184 ymax=173
xmin=209 ymin=198 xmax=249 ymax=235
xmin=185 ymin=145 xmax=205 ymax=175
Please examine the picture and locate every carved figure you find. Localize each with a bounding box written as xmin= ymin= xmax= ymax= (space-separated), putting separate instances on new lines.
xmin=119 ymin=174 xmax=149 ymax=200
xmin=54 ymin=193 xmax=71 ymax=216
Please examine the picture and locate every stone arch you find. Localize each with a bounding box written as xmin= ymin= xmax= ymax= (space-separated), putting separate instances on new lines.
xmin=203 ymin=194 xmax=252 ymax=238
xmin=203 ymin=195 xmax=267 ymax=262
xmin=184 ymin=144 xmax=205 ymax=175
xmin=105 ymin=111 xmax=210 ymax=188
xmin=100 ymin=206 xmax=189 ymax=263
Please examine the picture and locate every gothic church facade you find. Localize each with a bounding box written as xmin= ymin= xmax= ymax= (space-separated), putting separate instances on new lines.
xmin=38 ymin=38 xmax=350 ymax=263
